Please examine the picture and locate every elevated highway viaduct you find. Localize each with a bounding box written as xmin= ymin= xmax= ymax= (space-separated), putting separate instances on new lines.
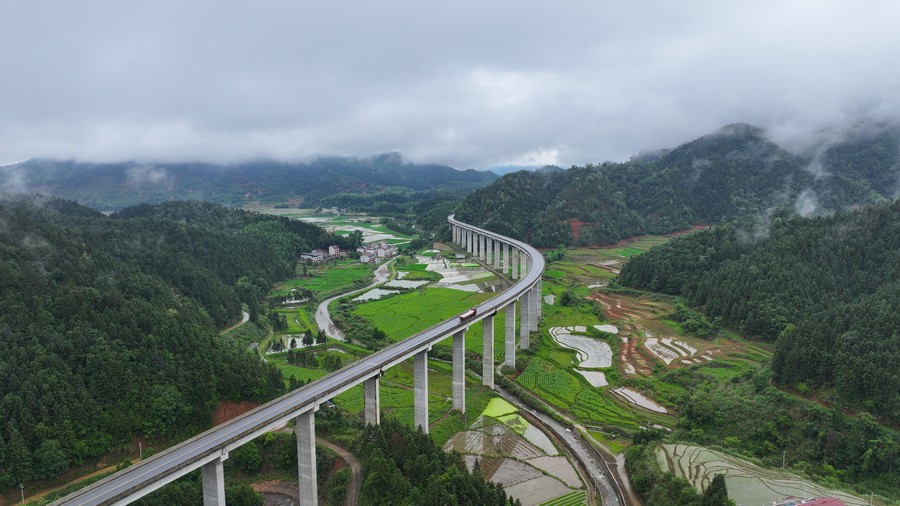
xmin=53 ymin=215 xmax=544 ymax=506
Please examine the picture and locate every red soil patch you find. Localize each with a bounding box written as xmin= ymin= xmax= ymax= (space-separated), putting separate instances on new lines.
xmin=569 ymin=219 xmax=590 ymax=241
xmin=213 ymin=400 xmax=259 ymax=425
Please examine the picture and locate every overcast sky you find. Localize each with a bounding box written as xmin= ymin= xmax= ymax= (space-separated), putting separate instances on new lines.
xmin=1 ymin=0 xmax=898 ymax=168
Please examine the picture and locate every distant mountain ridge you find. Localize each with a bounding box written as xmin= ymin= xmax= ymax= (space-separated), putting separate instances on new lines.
xmin=0 ymin=153 xmax=497 ymax=210
xmin=455 ymin=122 xmax=900 ymax=247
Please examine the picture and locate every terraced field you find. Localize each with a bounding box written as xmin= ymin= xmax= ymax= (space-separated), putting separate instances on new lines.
xmin=656 ymin=444 xmax=869 ymax=506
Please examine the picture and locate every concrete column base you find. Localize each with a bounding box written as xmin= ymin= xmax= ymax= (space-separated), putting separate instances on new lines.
xmin=414 ymin=350 xmax=429 ymax=433
xmin=482 ymin=316 xmax=494 ymax=389
xmin=452 ymin=330 xmax=466 ymax=412
xmin=296 ymin=410 xmax=318 ymax=506
xmin=201 ymin=456 xmax=227 ymax=506
xmin=364 ymin=376 xmax=380 ymax=425
xmin=504 ymin=303 xmax=516 ymax=368
xmin=520 ymin=292 xmax=531 ymax=350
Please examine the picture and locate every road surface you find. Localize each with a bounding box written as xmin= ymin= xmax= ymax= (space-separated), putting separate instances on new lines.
xmin=219 ymin=310 xmax=250 ymax=335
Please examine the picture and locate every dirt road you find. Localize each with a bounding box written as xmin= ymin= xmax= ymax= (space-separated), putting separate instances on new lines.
xmin=316 ymin=438 xmax=361 ymax=506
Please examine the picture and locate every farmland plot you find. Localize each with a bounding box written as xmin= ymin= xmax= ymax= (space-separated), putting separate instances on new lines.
xmin=549 ymin=326 xmax=612 ymax=368
xmin=656 ymin=444 xmax=868 ymax=506
xmin=611 ymin=387 xmax=667 ymax=413
xmin=444 ymin=401 xmax=583 ymax=506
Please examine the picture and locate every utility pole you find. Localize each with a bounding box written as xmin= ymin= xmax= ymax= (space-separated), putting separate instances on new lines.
xmin=20 ymin=484 xmax=24 ymax=505
xmin=782 ymin=450 xmax=785 ymax=469
xmin=139 ymin=442 xmax=143 ymax=460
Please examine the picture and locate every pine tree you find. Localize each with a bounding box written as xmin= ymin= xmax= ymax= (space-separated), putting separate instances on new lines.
xmin=6 ymin=423 xmax=32 ymax=483
xmin=701 ymin=474 xmax=732 ymax=506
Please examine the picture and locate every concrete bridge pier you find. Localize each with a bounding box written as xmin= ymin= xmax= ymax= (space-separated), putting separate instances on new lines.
xmin=511 ymin=248 xmax=519 ymax=279
xmin=296 ymin=409 xmax=318 ymax=506
xmin=482 ymin=315 xmax=494 ymax=389
xmin=504 ymin=242 xmax=511 ymax=276
xmin=520 ymin=291 xmax=531 ymax=350
xmin=201 ymin=455 xmax=227 ymax=506
xmin=364 ymin=375 xmax=381 ymax=425
xmin=494 ymin=239 xmax=501 ymax=270
xmin=414 ymin=349 xmax=429 ymax=433
xmin=481 ymin=234 xmax=488 ymax=261
xmin=504 ymin=303 xmax=516 ymax=368
xmin=531 ymin=283 xmax=540 ymax=331
xmin=452 ymin=330 xmax=466 ymax=412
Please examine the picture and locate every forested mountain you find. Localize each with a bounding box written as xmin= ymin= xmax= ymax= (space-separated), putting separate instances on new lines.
xmin=456 ymin=122 xmax=900 ymax=247
xmin=0 ymin=153 xmax=497 ymax=211
xmin=618 ymin=201 xmax=900 ymax=423
xmin=0 ymin=198 xmax=352 ymax=489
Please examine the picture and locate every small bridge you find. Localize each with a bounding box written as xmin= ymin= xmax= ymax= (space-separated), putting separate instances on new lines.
xmin=52 ymin=215 xmax=543 ymax=506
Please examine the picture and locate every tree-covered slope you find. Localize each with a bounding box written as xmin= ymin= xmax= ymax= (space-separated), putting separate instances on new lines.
xmin=0 ymin=198 xmax=350 ymax=488
xmin=456 ymin=122 xmax=900 ymax=247
xmin=618 ymin=201 xmax=900 ymax=423
xmin=1 ymin=153 xmax=497 ymax=210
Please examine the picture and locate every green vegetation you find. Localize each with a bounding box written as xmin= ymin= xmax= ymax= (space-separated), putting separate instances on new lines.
xmin=355 ymin=418 xmax=517 ymax=505
xmin=626 ymin=441 xmax=733 ymax=506
xmin=456 ymin=122 xmax=900 ymax=247
xmin=620 ymin=201 xmax=900 ymax=424
xmin=664 ymin=364 xmax=899 ymax=498
xmin=273 ymin=260 xmax=373 ymax=299
xmin=539 ymin=490 xmax=586 ymax=506
xmin=352 ymin=288 xmax=490 ymax=340
xmin=0 ymin=198 xmax=355 ymax=490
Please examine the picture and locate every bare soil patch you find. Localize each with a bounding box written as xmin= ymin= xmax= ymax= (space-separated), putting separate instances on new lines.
xmin=213 ymin=400 xmax=259 ymax=425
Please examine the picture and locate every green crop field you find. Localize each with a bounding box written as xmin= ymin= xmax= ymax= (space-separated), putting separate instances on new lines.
xmin=539 ymin=490 xmax=586 ymax=506
xmin=518 ymin=358 xmax=638 ymax=429
xmin=352 ymin=287 xmax=494 ymax=340
xmin=272 ymin=260 xmax=374 ymax=298
xmin=273 ymin=306 xmax=315 ymax=333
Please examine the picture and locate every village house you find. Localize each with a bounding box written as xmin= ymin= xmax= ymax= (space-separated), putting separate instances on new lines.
xmin=301 ymin=245 xmax=345 ymax=263
xmin=356 ymin=240 xmax=398 ymax=263
xmin=300 ymin=249 xmax=326 ymax=263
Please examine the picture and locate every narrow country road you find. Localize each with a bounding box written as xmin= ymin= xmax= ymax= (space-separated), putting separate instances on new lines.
xmin=314 ymin=260 xmax=393 ymax=341
xmin=316 ymin=438 xmax=362 ymax=506
xmin=219 ymin=310 xmax=250 ymax=335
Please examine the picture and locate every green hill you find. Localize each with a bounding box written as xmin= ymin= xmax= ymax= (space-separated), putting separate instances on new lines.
xmin=456 ymin=122 xmax=900 ymax=247
xmin=0 ymin=153 xmax=497 ymax=211
xmin=618 ymin=201 xmax=900 ymax=424
xmin=0 ymin=198 xmax=351 ymax=489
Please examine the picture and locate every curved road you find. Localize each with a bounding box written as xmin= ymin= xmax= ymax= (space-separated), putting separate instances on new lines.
xmin=52 ymin=217 xmax=542 ymax=506
xmin=314 ymin=260 xmax=393 ymax=341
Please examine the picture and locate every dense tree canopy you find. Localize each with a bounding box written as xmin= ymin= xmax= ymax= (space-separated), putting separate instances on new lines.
xmin=619 ymin=201 xmax=900 ymax=423
xmin=0 ymin=197 xmax=346 ymax=488
xmin=355 ymin=419 xmax=517 ymax=506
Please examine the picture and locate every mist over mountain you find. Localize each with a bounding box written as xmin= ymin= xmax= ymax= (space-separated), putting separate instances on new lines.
xmin=456 ymin=121 xmax=900 ymax=247
xmin=0 ymin=154 xmax=497 ymax=211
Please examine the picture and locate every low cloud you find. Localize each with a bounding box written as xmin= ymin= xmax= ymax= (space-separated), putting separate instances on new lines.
xmin=126 ymin=166 xmax=171 ymax=187
xmin=795 ymin=189 xmax=819 ymax=217
xmin=0 ymin=1 xmax=899 ymax=168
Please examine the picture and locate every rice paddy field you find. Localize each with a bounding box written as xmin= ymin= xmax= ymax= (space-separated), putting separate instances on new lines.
xmin=656 ymin=444 xmax=869 ymax=506
xmin=445 ymin=398 xmax=587 ymax=506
